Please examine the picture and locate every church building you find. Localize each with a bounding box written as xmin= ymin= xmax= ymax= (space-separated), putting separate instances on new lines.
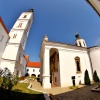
xmin=40 ymin=34 xmax=100 ymax=88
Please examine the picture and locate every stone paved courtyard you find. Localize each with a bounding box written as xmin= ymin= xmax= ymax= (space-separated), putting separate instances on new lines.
xmin=55 ymin=83 xmax=100 ymax=100
xmin=31 ymin=79 xmax=100 ymax=100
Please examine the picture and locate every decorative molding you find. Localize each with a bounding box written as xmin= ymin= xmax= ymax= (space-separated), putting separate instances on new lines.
xmin=45 ymin=41 xmax=88 ymax=51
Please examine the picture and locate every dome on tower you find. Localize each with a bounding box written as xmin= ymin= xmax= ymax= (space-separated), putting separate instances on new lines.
xmin=75 ymin=33 xmax=81 ymax=39
xmin=74 ymin=32 xmax=87 ymax=48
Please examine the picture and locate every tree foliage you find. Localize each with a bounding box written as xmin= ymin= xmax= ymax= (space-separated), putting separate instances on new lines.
xmin=0 ymin=67 xmax=19 ymax=90
xmin=84 ymin=69 xmax=91 ymax=85
xmin=93 ymin=70 xmax=99 ymax=82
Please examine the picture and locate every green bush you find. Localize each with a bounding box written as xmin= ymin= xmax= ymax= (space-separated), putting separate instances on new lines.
xmin=0 ymin=68 xmax=19 ymax=90
xmin=84 ymin=69 xmax=91 ymax=85
xmin=93 ymin=70 xmax=99 ymax=82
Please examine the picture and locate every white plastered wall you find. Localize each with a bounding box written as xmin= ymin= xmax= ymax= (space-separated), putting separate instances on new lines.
xmin=2 ymin=44 xmax=19 ymax=60
xmin=0 ymin=23 xmax=9 ymax=63
xmin=89 ymin=47 xmax=100 ymax=78
xmin=26 ymin=67 xmax=40 ymax=77
xmin=0 ymin=60 xmax=15 ymax=74
xmin=43 ymin=45 xmax=93 ymax=88
xmin=59 ymin=48 xmax=92 ymax=87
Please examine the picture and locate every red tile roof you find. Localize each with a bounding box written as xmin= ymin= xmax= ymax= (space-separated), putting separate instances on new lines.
xmin=24 ymin=55 xmax=29 ymax=61
xmin=26 ymin=62 xmax=40 ymax=68
xmin=0 ymin=17 xmax=9 ymax=34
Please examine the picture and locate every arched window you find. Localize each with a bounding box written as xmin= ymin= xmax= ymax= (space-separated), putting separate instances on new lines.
xmin=83 ymin=41 xmax=85 ymax=46
xmin=75 ymin=57 xmax=81 ymax=73
xmin=79 ymin=42 xmax=82 ymax=47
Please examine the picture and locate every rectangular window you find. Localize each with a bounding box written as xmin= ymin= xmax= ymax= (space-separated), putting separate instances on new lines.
xmin=33 ymin=69 xmax=35 ymax=72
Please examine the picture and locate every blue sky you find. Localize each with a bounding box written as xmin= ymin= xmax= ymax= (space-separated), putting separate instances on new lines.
xmin=0 ymin=0 xmax=100 ymax=61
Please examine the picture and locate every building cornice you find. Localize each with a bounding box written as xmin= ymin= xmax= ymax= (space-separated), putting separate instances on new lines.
xmin=45 ymin=41 xmax=88 ymax=51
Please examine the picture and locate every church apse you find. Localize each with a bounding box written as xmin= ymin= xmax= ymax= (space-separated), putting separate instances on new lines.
xmin=50 ymin=48 xmax=60 ymax=86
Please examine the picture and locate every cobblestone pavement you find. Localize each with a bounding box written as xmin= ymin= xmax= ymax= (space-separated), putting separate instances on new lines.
xmin=31 ymin=80 xmax=100 ymax=100
xmin=55 ymin=83 xmax=100 ymax=100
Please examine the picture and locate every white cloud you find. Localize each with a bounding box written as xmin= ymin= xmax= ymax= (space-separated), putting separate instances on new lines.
xmin=94 ymin=38 xmax=100 ymax=46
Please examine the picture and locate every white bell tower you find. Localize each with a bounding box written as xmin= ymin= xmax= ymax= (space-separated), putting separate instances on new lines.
xmin=74 ymin=33 xmax=87 ymax=48
xmin=1 ymin=9 xmax=34 ymax=76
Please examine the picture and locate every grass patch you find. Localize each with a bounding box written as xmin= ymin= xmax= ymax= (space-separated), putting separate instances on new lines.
xmin=12 ymin=82 xmax=42 ymax=94
xmin=0 ymin=82 xmax=45 ymax=100
xmin=69 ymin=86 xmax=79 ymax=89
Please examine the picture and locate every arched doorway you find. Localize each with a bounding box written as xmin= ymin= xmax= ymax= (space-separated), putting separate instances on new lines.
xmin=50 ymin=48 xmax=60 ymax=86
